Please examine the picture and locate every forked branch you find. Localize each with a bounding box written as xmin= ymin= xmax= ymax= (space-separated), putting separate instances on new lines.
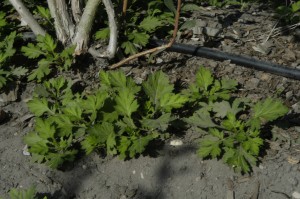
xmin=109 ymin=0 xmax=182 ymax=69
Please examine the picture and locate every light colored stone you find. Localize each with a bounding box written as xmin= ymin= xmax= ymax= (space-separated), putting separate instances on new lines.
xmin=170 ymin=139 xmax=183 ymax=146
xmin=292 ymin=191 xmax=300 ymax=199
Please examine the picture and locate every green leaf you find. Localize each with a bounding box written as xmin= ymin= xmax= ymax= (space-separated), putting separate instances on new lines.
xmin=121 ymin=41 xmax=138 ymax=55
xmin=82 ymin=122 xmax=115 ymax=154
xmin=141 ymin=113 xmax=171 ymax=131
xmin=198 ymin=137 xmax=222 ymax=158
xmin=99 ymin=70 xmax=111 ymax=88
xmin=28 ymin=59 xmax=52 ymax=82
xmin=35 ymin=118 xmax=55 ymax=139
xmin=196 ymin=66 xmax=214 ymax=91
xmin=184 ymin=108 xmax=217 ymax=128
xmin=242 ymin=136 xmax=263 ymax=156
xmin=221 ymin=78 xmax=238 ymax=90
xmin=180 ymin=20 xmax=197 ymax=30
xmin=118 ymin=136 xmax=131 ymax=159
xmin=108 ymin=70 xmax=127 ymax=89
xmin=37 ymin=34 xmax=57 ymax=52
xmin=95 ymin=28 xmax=110 ymax=40
xmin=114 ymin=88 xmax=139 ymax=117
xmin=9 ymin=186 xmax=37 ymax=199
xmin=164 ymin=0 xmax=176 ymax=13
xmin=27 ymin=98 xmax=52 ymax=116
xmin=252 ymin=98 xmax=288 ymax=122
xmin=23 ymin=132 xmax=49 ymax=155
xmin=182 ymin=3 xmax=203 ymax=11
xmin=0 ymin=12 xmax=7 ymax=28
xmin=143 ymin=71 xmax=174 ymax=110
xmin=36 ymin=6 xmax=51 ymax=21
xmin=160 ymin=93 xmax=189 ymax=112
xmin=212 ymin=101 xmax=232 ymax=118
xmin=128 ymin=31 xmax=149 ymax=46
xmin=129 ymin=135 xmax=154 ymax=158
xmin=21 ymin=43 xmax=44 ymax=59
xmin=139 ymin=16 xmax=163 ymax=32
xmin=11 ymin=66 xmax=28 ymax=77
xmin=107 ymin=132 xmax=117 ymax=155
xmin=63 ymin=103 xmax=82 ymax=121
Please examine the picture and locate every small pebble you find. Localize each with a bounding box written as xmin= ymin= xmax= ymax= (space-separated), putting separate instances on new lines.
xmin=292 ymin=191 xmax=300 ymax=199
xmin=170 ymin=139 xmax=183 ymax=146
xmin=22 ymin=145 xmax=30 ymax=156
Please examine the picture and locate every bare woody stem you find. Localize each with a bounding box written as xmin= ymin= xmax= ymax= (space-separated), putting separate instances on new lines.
xmin=9 ymin=0 xmax=46 ymax=36
xmin=73 ymin=0 xmax=102 ymax=55
xmin=109 ymin=0 xmax=182 ymax=69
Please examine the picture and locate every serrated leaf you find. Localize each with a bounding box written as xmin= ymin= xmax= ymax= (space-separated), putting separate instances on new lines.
xmin=209 ymin=128 xmax=224 ymax=139
xmin=182 ymin=3 xmax=203 ymax=11
xmin=63 ymin=103 xmax=82 ymax=120
xmin=114 ymin=88 xmax=139 ymax=117
xmin=108 ymin=70 xmax=127 ymax=89
xmin=28 ymin=59 xmax=52 ymax=82
xmin=180 ymin=20 xmax=197 ymax=30
xmin=198 ymin=137 xmax=221 ymax=158
xmin=21 ymin=43 xmax=44 ymax=59
xmin=129 ymin=135 xmax=154 ymax=158
xmin=11 ymin=66 xmax=28 ymax=77
xmin=252 ymin=98 xmax=288 ymax=122
xmin=27 ymin=98 xmax=52 ymax=116
xmin=242 ymin=136 xmax=263 ymax=156
xmin=141 ymin=113 xmax=171 ymax=131
xmin=9 ymin=186 xmax=37 ymax=199
xmin=196 ymin=66 xmax=214 ymax=91
xmin=95 ymin=27 xmax=110 ymax=40
xmin=221 ymin=78 xmax=238 ymax=90
xmin=107 ymin=132 xmax=117 ymax=155
xmin=212 ymin=101 xmax=232 ymax=118
xmin=121 ymin=41 xmax=137 ymax=55
xmin=143 ymin=71 xmax=174 ymax=111
xmin=35 ymin=118 xmax=55 ymax=139
xmin=82 ymin=122 xmax=115 ymax=154
xmin=139 ymin=16 xmax=163 ymax=32
xmin=36 ymin=6 xmax=51 ymax=20
xmin=184 ymin=108 xmax=217 ymax=128
xmin=99 ymin=70 xmax=111 ymax=88
xmin=38 ymin=34 xmax=57 ymax=52
xmin=118 ymin=136 xmax=131 ymax=159
xmin=164 ymin=0 xmax=176 ymax=13
xmin=128 ymin=31 xmax=149 ymax=46
xmin=23 ymin=132 xmax=49 ymax=155
xmin=160 ymin=93 xmax=189 ymax=112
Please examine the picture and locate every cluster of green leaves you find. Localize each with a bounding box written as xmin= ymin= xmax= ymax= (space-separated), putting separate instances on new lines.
xmin=0 ymin=186 xmax=47 ymax=199
xmin=24 ymin=70 xmax=188 ymax=168
xmin=0 ymin=12 xmax=28 ymax=90
xmin=96 ymin=0 xmax=175 ymax=55
xmin=21 ymin=34 xmax=75 ymax=82
xmin=276 ymin=0 xmax=300 ymax=23
xmin=24 ymin=66 xmax=288 ymax=172
xmin=183 ymin=67 xmax=289 ymax=173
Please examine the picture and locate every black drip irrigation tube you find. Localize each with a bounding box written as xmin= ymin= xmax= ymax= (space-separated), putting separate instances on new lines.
xmin=151 ymin=39 xmax=300 ymax=81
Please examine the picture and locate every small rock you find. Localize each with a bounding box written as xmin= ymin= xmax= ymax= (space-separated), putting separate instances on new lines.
xmin=170 ymin=139 xmax=183 ymax=146
xmin=82 ymin=165 xmax=87 ymax=170
xmin=22 ymin=145 xmax=30 ymax=156
xmin=292 ymin=102 xmax=300 ymax=113
xmin=286 ymin=91 xmax=293 ymax=100
xmin=292 ymin=191 xmax=300 ymax=199
xmin=245 ymin=78 xmax=260 ymax=90
xmin=203 ymin=27 xmax=222 ymax=37
xmin=120 ymin=195 xmax=127 ymax=199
